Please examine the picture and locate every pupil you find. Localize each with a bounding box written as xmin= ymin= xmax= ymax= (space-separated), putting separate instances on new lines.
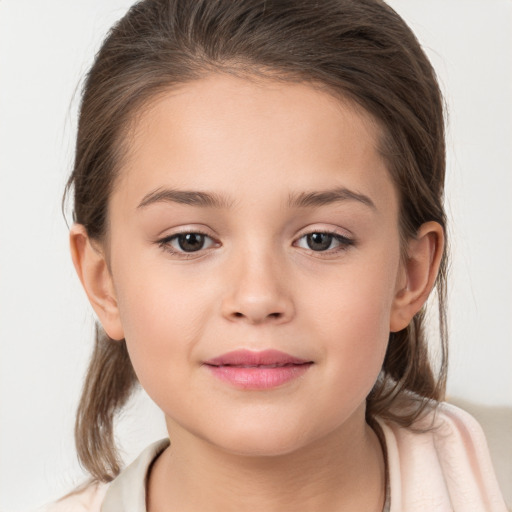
xmin=178 ymin=233 xmax=205 ymax=252
xmin=307 ymin=233 xmax=332 ymax=251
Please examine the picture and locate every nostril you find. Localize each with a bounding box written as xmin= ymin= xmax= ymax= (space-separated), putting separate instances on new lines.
xmin=231 ymin=311 xmax=282 ymax=320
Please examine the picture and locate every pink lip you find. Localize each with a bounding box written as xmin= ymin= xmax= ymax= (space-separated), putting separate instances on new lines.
xmin=203 ymin=349 xmax=313 ymax=390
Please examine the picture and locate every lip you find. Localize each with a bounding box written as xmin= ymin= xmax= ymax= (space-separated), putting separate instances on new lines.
xmin=203 ymin=349 xmax=313 ymax=390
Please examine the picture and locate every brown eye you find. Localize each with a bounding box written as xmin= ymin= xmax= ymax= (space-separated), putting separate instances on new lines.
xmin=159 ymin=232 xmax=216 ymax=254
xmin=295 ymin=231 xmax=354 ymax=253
xmin=176 ymin=233 xmax=206 ymax=252
xmin=306 ymin=233 xmax=334 ymax=251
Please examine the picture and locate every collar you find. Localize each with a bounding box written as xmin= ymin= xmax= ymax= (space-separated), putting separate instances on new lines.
xmin=100 ymin=433 xmax=391 ymax=511
xmin=101 ymin=438 xmax=170 ymax=512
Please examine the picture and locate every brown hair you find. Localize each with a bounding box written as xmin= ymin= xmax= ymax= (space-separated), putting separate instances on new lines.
xmin=67 ymin=0 xmax=448 ymax=481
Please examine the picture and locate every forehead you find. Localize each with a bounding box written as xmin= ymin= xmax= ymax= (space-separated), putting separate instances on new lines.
xmin=113 ymin=73 xmax=396 ymax=214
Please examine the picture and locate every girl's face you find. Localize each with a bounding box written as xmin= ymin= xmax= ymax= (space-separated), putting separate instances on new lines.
xmin=101 ymin=74 xmax=406 ymax=456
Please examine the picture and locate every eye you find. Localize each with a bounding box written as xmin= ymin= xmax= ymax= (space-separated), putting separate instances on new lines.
xmin=160 ymin=232 xmax=216 ymax=253
xmin=295 ymin=232 xmax=353 ymax=252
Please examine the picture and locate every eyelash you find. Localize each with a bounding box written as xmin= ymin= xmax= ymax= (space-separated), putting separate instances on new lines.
xmin=294 ymin=230 xmax=354 ymax=255
xmin=157 ymin=230 xmax=217 ymax=258
xmin=157 ymin=229 xmax=354 ymax=258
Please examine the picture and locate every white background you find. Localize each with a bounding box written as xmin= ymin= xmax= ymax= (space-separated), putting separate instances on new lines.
xmin=1 ymin=1 xmax=511 ymax=510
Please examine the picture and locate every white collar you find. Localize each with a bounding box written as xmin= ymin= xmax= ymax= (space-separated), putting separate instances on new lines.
xmin=101 ymin=438 xmax=170 ymax=512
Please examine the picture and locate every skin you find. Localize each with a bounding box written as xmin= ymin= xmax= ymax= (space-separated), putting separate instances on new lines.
xmin=71 ymin=74 xmax=443 ymax=511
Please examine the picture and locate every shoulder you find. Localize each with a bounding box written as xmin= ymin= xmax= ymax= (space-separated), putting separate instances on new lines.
xmin=35 ymin=481 xmax=110 ymax=512
xmin=377 ymin=401 xmax=508 ymax=512
xmin=35 ymin=439 xmax=169 ymax=512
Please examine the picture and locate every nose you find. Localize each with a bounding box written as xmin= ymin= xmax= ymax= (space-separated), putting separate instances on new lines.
xmin=221 ymin=248 xmax=295 ymax=325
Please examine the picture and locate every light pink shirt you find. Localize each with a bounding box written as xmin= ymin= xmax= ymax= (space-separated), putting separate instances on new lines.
xmin=39 ymin=403 xmax=508 ymax=511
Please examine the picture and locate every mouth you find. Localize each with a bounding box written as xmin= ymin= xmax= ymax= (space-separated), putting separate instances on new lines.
xmin=203 ymin=349 xmax=313 ymax=390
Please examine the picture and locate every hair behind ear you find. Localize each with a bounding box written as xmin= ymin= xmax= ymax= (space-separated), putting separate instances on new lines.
xmin=75 ymin=324 xmax=138 ymax=482
xmin=367 ymin=306 xmax=448 ymax=427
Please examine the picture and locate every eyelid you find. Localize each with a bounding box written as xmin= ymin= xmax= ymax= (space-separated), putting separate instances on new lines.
xmin=294 ymin=224 xmax=353 ymax=241
xmin=156 ymin=227 xmax=220 ymax=258
xmin=293 ymin=226 xmax=355 ymax=254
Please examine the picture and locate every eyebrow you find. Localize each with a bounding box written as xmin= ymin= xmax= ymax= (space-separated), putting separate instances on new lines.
xmin=137 ymin=186 xmax=376 ymax=211
xmin=137 ymin=188 xmax=234 ymax=209
xmin=288 ymin=187 xmax=376 ymax=210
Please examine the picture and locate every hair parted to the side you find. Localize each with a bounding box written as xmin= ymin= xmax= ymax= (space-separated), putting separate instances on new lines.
xmin=66 ymin=0 xmax=448 ymax=481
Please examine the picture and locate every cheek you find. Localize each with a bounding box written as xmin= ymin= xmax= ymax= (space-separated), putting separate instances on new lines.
xmin=305 ymin=249 xmax=398 ymax=328
xmin=112 ymin=260 xmax=212 ymax=390
xmin=301 ymin=248 xmax=400 ymax=379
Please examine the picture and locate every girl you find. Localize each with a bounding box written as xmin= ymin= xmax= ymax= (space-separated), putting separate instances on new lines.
xmin=42 ymin=0 xmax=507 ymax=510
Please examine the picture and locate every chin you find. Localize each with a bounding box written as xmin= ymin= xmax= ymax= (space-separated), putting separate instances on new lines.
xmin=198 ymin=417 xmax=323 ymax=459
xmin=218 ymin=434 xmax=307 ymax=458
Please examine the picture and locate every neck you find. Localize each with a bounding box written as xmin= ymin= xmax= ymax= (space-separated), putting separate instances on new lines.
xmin=147 ymin=406 xmax=385 ymax=512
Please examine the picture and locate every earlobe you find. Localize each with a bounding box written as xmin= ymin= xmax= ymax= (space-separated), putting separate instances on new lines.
xmin=390 ymin=221 xmax=444 ymax=332
xmin=69 ymin=224 xmax=125 ymax=341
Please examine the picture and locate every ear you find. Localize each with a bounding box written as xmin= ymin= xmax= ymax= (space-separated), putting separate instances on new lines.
xmin=69 ymin=224 xmax=125 ymax=341
xmin=390 ymin=221 xmax=444 ymax=332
